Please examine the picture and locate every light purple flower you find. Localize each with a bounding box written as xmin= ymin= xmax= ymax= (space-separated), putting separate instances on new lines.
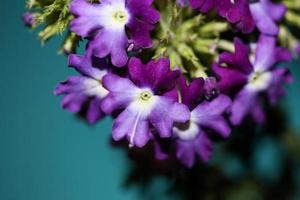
xmin=54 ymin=49 xmax=109 ymax=124
xmin=69 ymin=0 xmax=160 ymax=67
xmin=213 ymin=35 xmax=292 ymax=125
xmin=249 ymin=0 xmax=286 ymax=35
xmin=101 ymin=57 xmax=190 ymax=148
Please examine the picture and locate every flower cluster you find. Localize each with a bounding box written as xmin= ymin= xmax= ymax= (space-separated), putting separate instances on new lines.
xmin=24 ymin=0 xmax=299 ymax=167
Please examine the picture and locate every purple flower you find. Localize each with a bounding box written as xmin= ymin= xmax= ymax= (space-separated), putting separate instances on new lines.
xmin=54 ymin=49 xmax=109 ymax=124
xmin=189 ymin=0 xmax=218 ymax=13
xmin=218 ymin=0 xmax=286 ymax=35
xmin=217 ymin=0 xmax=255 ymax=34
xmin=101 ymin=57 xmax=190 ymax=148
xmin=155 ymin=75 xmax=231 ymax=167
xmin=213 ymin=35 xmax=292 ymax=125
xmin=249 ymin=0 xmax=286 ymax=35
xmin=173 ymin=76 xmax=231 ymax=167
xmin=69 ymin=0 xmax=160 ymax=67
xmin=22 ymin=12 xmax=36 ymax=27
xmin=189 ymin=0 xmax=286 ymax=35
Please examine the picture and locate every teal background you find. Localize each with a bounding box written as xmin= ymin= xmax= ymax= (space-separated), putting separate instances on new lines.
xmin=0 ymin=1 xmax=299 ymax=200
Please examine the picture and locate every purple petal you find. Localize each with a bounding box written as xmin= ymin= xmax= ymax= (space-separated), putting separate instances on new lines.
xmin=91 ymin=29 xmax=128 ymax=67
xmin=112 ymin=108 xmax=150 ymax=147
xmin=150 ymin=97 xmax=190 ymax=138
xmin=267 ymin=67 xmax=292 ymax=104
xmin=192 ymin=95 xmax=231 ymax=137
xmin=176 ymin=140 xmax=196 ymax=168
xmin=87 ymin=98 xmax=104 ymax=124
xmin=230 ymin=88 xmax=257 ymax=125
xmin=213 ymin=64 xmax=248 ymax=94
xmin=249 ymin=3 xmax=279 ymax=35
xmin=128 ymin=57 xmax=180 ymax=92
xmin=194 ymin=132 xmax=213 ymax=163
xmin=69 ymin=0 xmax=104 ymax=37
xmin=101 ymin=73 xmax=139 ymax=114
xmin=177 ymin=75 xmax=204 ymax=109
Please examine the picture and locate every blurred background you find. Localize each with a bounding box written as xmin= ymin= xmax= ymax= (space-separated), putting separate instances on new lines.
xmin=1 ymin=1 xmax=300 ymax=200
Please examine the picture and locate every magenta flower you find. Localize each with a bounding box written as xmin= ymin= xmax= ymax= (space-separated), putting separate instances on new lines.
xmin=54 ymin=49 xmax=109 ymax=124
xmin=101 ymin=57 xmax=190 ymax=147
xmin=69 ymin=0 xmax=160 ymax=67
xmin=214 ymin=35 xmax=292 ymax=125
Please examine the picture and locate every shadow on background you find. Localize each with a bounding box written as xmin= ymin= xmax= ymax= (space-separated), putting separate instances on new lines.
xmin=116 ymin=105 xmax=300 ymax=200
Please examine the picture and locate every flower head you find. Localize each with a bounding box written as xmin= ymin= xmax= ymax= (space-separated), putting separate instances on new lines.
xmin=155 ymin=75 xmax=231 ymax=167
xmin=101 ymin=57 xmax=190 ymax=147
xmin=213 ymin=35 xmax=292 ymax=125
xmin=249 ymin=0 xmax=286 ymax=35
xmin=173 ymin=76 xmax=231 ymax=167
xmin=70 ymin=0 xmax=160 ymax=67
xmin=54 ymin=48 xmax=109 ymax=124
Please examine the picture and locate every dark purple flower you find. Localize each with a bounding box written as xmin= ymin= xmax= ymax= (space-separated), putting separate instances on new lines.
xmin=189 ymin=0 xmax=286 ymax=35
xmin=217 ymin=0 xmax=255 ymax=34
xmin=69 ymin=0 xmax=160 ymax=67
xmin=214 ymin=35 xmax=292 ymax=125
xmin=155 ymin=75 xmax=231 ymax=167
xmin=101 ymin=57 xmax=190 ymax=148
xmin=22 ymin=12 xmax=36 ymax=27
xmin=172 ymin=76 xmax=231 ymax=167
xmin=54 ymin=49 xmax=109 ymax=124
xmin=189 ymin=0 xmax=218 ymax=13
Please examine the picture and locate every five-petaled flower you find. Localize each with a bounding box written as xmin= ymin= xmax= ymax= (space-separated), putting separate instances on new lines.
xmin=55 ymin=48 xmax=109 ymax=124
xmin=101 ymin=57 xmax=190 ymax=147
xmin=214 ymin=35 xmax=292 ymax=125
xmin=70 ymin=0 xmax=160 ymax=67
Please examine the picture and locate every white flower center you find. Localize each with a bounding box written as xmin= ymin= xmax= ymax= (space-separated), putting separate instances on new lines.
xmin=129 ymin=89 xmax=157 ymax=117
xmin=246 ymin=70 xmax=272 ymax=92
xmin=99 ymin=2 xmax=130 ymax=30
xmin=112 ymin=10 xmax=128 ymax=24
xmin=108 ymin=7 xmax=129 ymax=29
xmin=83 ymin=79 xmax=108 ymax=98
xmin=173 ymin=119 xmax=200 ymax=141
xmin=139 ymin=91 xmax=152 ymax=101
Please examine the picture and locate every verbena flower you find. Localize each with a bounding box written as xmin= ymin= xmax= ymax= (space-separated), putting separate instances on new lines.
xmin=101 ymin=57 xmax=190 ymax=147
xmin=69 ymin=0 xmax=160 ymax=67
xmin=155 ymin=75 xmax=231 ymax=167
xmin=189 ymin=0 xmax=285 ymax=35
xmin=249 ymin=0 xmax=286 ymax=35
xmin=213 ymin=35 xmax=292 ymax=125
xmin=54 ymin=49 xmax=109 ymax=124
xmin=217 ymin=0 xmax=255 ymax=34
